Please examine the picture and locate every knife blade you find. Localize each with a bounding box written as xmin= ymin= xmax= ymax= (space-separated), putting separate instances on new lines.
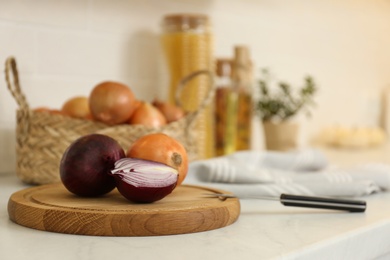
xmin=204 ymin=193 xmax=366 ymax=213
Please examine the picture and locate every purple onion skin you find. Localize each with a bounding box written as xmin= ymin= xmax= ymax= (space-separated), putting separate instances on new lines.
xmin=114 ymin=176 xmax=177 ymax=203
xmin=60 ymin=134 xmax=125 ymax=197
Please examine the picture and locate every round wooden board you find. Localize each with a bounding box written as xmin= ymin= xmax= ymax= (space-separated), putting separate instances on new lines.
xmin=8 ymin=183 xmax=240 ymax=236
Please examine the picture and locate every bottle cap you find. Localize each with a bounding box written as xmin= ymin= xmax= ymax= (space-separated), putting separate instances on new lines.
xmin=216 ymin=59 xmax=232 ymax=77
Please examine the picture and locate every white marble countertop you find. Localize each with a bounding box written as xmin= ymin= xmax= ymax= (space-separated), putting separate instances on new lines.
xmin=1 ymin=145 xmax=390 ymax=260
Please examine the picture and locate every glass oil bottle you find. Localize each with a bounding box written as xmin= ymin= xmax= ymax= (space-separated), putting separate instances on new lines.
xmin=214 ymin=59 xmax=238 ymax=156
xmin=232 ymin=46 xmax=253 ymax=151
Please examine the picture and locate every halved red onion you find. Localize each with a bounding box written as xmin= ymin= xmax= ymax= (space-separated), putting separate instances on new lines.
xmin=110 ymin=158 xmax=178 ymax=203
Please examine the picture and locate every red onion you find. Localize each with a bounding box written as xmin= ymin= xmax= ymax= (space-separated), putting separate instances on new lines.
xmin=60 ymin=134 xmax=125 ymax=197
xmin=110 ymin=158 xmax=178 ymax=203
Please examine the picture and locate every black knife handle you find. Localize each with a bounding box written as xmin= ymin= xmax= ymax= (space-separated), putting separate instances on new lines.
xmin=280 ymin=194 xmax=366 ymax=213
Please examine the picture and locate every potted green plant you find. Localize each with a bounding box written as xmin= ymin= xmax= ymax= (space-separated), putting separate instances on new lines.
xmin=255 ymin=68 xmax=317 ymax=151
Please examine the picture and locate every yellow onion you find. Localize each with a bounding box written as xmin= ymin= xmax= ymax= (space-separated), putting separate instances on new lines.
xmin=61 ymin=96 xmax=91 ymax=119
xmin=126 ymin=133 xmax=188 ymax=185
xmin=89 ymin=81 xmax=137 ymax=125
xmin=152 ymin=99 xmax=185 ymax=123
xmin=128 ymin=102 xmax=167 ymax=127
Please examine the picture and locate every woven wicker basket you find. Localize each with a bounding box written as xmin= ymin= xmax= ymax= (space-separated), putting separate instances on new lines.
xmin=5 ymin=57 xmax=214 ymax=185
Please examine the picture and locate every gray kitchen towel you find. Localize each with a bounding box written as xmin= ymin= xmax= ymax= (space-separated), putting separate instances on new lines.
xmin=184 ymin=149 xmax=390 ymax=198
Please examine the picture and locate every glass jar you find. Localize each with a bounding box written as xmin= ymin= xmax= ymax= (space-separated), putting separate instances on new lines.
xmin=161 ymin=14 xmax=214 ymax=159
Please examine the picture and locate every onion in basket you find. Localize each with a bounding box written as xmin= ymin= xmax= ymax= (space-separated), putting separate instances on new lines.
xmin=128 ymin=101 xmax=167 ymax=127
xmin=89 ymin=81 xmax=137 ymax=125
xmin=152 ymin=98 xmax=185 ymax=123
xmin=61 ymin=96 xmax=91 ymax=119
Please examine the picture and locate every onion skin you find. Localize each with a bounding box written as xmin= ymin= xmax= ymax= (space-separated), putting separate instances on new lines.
xmin=89 ymin=81 xmax=136 ymax=125
xmin=127 ymin=133 xmax=188 ymax=185
xmin=128 ymin=102 xmax=167 ymax=127
xmin=152 ymin=99 xmax=185 ymax=123
xmin=115 ymin=180 xmax=176 ymax=203
xmin=60 ymin=134 xmax=125 ymax=197
xmin=111 ymin=158 xmax=178 ymax=203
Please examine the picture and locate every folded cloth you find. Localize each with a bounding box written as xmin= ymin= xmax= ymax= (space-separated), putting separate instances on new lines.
xmin=184 ymin=149 xmax=390 ymax=198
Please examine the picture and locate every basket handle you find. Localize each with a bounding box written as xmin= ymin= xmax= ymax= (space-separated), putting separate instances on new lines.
xmin=5 ymin=57 xmax=30 ymax=111
xmin=175 ymin=69 xmax=215 ymax=125
xmin=5 ymin=57 xmax=30 ymax=143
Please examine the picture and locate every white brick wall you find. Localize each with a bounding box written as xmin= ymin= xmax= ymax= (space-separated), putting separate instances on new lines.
xmin=1 ymin=0 xmax=390 ymax=174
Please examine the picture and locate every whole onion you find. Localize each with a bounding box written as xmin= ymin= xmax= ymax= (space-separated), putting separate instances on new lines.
xmin=60 ymin=134 xmax=125 ymax=197
xmin=152 ymin=99 xmax=185 ymax=123
xmin=89 ymin=81 xmax=137 ymax=125
xmin=128 ymin=102 xmax=167 ymax=127
xmin=61 ymin=96 xmax=91 ymax=119
xmin=126 ymin=133 xmax=188 ymax=185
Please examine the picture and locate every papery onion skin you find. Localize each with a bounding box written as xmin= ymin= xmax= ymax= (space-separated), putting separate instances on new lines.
xmin=89 ymin=81 xmax=136 ymax=125
xmin=60 ymin=134 xmax=125 ymax=197
xmin=127 ymin=133 xmax=188 ymax=185
xmin=152 ymin=99 xmax=185 ymax=123
xmin=128 ymin=102 xmax=167 ymax=127
xmin=111 ymin=158 xmax=178 ymax=203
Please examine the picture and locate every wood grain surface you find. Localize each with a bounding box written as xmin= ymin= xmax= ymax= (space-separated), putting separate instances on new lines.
xmin=8 ymin=183 xmax=240 ymax=236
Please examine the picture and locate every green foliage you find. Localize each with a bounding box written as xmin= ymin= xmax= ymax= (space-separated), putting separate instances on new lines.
xmin=256 ymin=68 xmax=317 ymax=122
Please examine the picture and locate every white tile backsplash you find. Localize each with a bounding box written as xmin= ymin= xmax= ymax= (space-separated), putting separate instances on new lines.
xmin=35 ymin=29 xmax=134 ymax=78
xmin=1 ymin=0 xmax=390 ymax=173
xmin=0 ymin=23 xmax=36 ymax=73
xmin=0 ymin=0 xmax=88 ymax=29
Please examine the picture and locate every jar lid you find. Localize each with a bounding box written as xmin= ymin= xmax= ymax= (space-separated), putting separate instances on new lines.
xmin=163 ymin=14 xmax=209 ymax=31
xmin=216 ymin=59 xmax=232 ymax=77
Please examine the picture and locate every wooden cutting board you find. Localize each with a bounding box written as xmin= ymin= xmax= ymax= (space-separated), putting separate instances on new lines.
xmin=8 ymin=183 xmax=240 ymax=236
